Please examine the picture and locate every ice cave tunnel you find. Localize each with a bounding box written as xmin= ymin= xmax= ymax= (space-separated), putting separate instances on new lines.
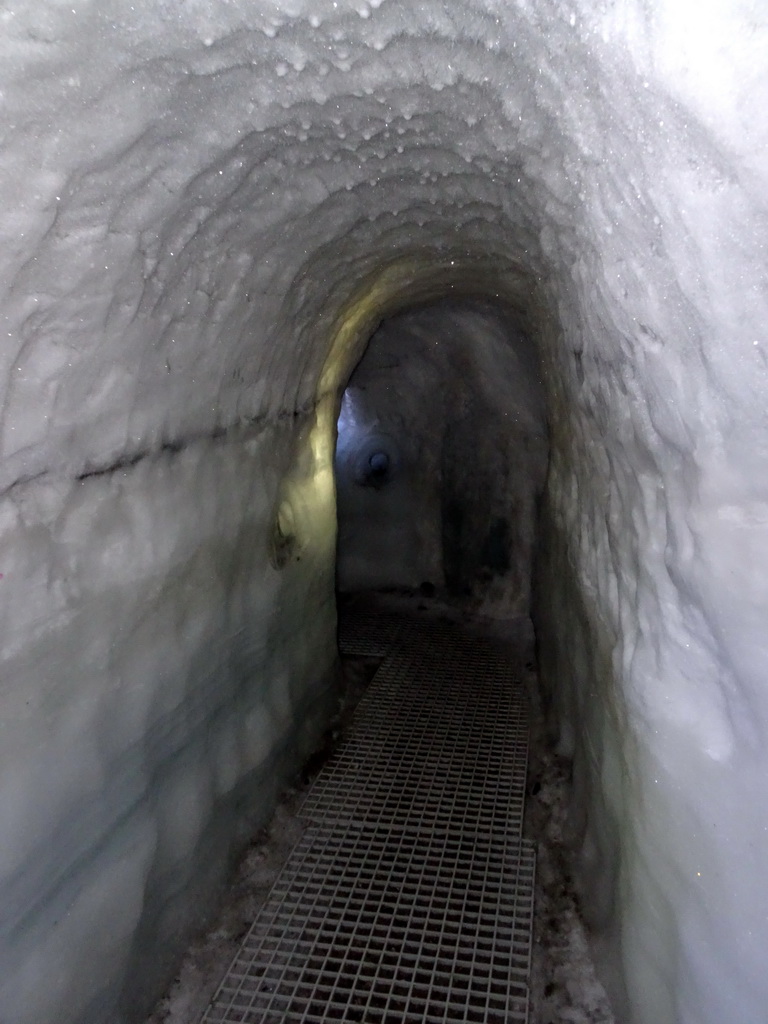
xmin=1 ymin=2 xmax=767 ymax=1024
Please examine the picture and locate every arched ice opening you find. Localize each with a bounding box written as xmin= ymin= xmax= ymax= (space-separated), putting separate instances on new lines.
xmin=334 ymin=299 xmax=548 ymax=607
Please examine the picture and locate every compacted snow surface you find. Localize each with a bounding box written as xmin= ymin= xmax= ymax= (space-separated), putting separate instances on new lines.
xmin=1 ymin=2 xmax=767 ymax=1023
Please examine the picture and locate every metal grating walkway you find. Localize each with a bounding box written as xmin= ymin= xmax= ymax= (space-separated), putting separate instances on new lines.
xmin=202 ymin=611 xmax=534 ymax=1023
xmin=335 ymin=605 xmax=406 ymax=658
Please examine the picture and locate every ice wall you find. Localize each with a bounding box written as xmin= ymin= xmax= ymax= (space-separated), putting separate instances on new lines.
xmin=0 ymin=2 xmax=766 ymax=1023
xmin=335 ymin=301 xmax=547 ymax=607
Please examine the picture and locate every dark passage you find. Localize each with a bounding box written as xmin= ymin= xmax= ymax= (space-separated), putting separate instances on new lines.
xmin=334 ymin=299 xmax=548 ymax=613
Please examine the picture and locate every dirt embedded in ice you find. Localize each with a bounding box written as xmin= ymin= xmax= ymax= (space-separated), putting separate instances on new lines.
xmin=145 ymin=594 xmax=614 ymax=1024
xmin=525 ymin=707 xmax=616 ymax=1024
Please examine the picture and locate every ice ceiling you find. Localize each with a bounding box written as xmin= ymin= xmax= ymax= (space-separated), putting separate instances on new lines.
xmin=0 ymin=2 xmax=767 ymax=1023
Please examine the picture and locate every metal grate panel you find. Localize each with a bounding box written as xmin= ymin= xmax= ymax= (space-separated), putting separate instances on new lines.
xmin=304 ymin=630 xmax=528 ymax=836
xmin=337 ymin=607 xmax=405 ymax=657
xmin=202 ymin=824 xmax=535 ymax=1024
xmin=202 ymin=613 xmax=534 ymax=1024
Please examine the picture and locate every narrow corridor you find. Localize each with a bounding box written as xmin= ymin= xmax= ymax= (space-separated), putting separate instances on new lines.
xmin=200 ymin=604 xmax=535 ymax=1023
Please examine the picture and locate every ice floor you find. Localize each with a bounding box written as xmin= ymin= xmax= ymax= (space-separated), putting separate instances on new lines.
xmin=200 ymin=607 xmax=535 ymax=1023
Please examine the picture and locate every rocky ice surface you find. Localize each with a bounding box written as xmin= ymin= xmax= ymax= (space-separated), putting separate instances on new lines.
xmin=0 ymin=2 xmax=767 ymax=1023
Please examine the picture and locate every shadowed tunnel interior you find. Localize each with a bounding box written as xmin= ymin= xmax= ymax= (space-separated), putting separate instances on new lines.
xmin=1 ymin=4 xmax=767 ymax=1024
xmin=335 ymin=301 xmax=548 ymax=608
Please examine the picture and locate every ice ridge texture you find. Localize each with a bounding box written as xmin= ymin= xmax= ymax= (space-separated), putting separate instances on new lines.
xmin=0 ymin=2 xmax=766 ymax=1024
